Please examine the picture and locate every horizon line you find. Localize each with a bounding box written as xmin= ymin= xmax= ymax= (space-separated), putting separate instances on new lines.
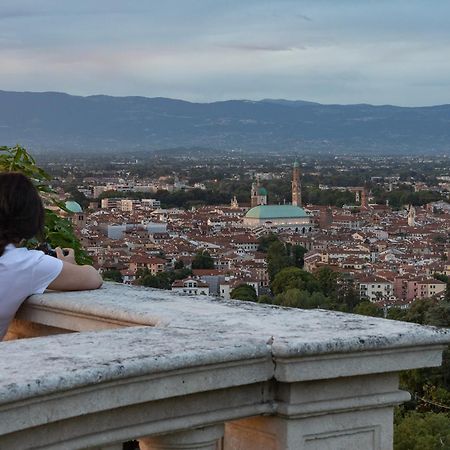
xmin=1 ymin=89 xmax=449 ymax=109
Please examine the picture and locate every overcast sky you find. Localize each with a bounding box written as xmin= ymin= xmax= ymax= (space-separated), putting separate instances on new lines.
xmin=1 ymin=0 xmax=449 ymax=106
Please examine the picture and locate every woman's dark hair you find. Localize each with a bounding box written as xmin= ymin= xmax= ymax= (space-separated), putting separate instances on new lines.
xmin=0 ymin=172 xmax=45 ymax=256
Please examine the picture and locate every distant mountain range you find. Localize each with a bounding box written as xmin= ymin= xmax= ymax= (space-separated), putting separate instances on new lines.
xmin=1 ymin=90 xmax=450 ymax=154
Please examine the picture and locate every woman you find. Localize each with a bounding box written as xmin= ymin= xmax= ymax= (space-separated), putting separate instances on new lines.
xmin=0 ymin=172 xmax=102 ymax=340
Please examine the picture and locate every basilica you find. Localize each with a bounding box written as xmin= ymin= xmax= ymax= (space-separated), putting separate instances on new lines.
xmin=243 ymin=162 xmax=314 ymax=234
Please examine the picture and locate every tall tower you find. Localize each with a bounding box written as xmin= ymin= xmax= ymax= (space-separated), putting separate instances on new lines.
xmin=251 ymin=180 xmax=259 ymax=208
xmin=361 ymin=188 xmax=368 ymax=209
xmin=292 ymin=161 xmax=302 ymax=206
xmin=407 ymin=205 xmax=416 ymax=227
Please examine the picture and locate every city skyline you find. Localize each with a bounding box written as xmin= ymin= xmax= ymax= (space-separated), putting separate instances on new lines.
xmin=1 ymin=1 xmax=450 ymax=106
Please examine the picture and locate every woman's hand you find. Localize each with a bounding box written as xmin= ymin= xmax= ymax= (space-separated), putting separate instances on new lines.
xmin=55 ymin=247 xmax=76 ymax=265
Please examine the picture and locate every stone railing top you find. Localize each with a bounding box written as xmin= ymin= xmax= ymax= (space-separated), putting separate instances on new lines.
xmin=2 ymin=283 xmax=450 ymax=406
xmin=0 ymin=326 xmax=270 ymax=405
xmin=23 ymin=283 xmax=450 ymax=356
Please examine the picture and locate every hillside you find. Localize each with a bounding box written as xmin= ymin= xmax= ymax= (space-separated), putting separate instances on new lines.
xmin=1 ymin=90 xmax=449 ymax=154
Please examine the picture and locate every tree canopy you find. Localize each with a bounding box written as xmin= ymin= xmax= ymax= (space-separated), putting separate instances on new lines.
xmin=230 ymin=284 xmax=257 ymax=302
xmin=191 ymin=250 xmax=215 ymax=270
xmin=394 ymin=412 xmax=450 ymax=450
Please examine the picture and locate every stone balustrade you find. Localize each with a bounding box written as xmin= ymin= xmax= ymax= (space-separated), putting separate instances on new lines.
xmin=1 ymin=283 xmax=450 ymax=450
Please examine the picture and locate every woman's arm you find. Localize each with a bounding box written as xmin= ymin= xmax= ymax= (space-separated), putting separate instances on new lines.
xmin=47 ymin=248 xmax=103 ymax=291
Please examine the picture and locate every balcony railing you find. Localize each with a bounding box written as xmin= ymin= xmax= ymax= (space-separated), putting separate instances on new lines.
xmin=1 ymin=282 xmax=449 ymax=450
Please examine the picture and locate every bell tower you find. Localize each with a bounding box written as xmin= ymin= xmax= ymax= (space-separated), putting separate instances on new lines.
xmin=251 ymin=180 xmax=258 ymax=208
xmin=292 ymin=161 xmax=301 ymax=206
xmin=407 ymin=205 xmax=416 ymax=227
xmin=251 ymin=176 xmax=267 ymax=207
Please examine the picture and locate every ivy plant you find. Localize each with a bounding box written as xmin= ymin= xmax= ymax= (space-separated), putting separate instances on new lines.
xmin=0 ymin=145 xmax=91 ymax=264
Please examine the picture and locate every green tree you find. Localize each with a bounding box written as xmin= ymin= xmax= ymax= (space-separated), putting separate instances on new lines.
xmin=425 ymin=301 xmax=450 ymax=327
xmin=315 ymin=267 xmax=339 ymax=299
xmin=0 ymin=145 xmax=90 ymax=264
xmin=174 ymin=259 xmax=185 ymax=270
xmin=353 ymin=301 xmax=383 ymax=317
xmin=138 ymin=272 xmax=172 ymax=289
xmin=102 ymin=269 xmax=123 ymax=283
xmin=136 ymin=267 xmax=192 ymax=290
xmin=275 ymin=288 xmax=304 ymax=308
xmin=336 ymin=275 xmax=361 ymax=311
xmin=387 ymin=307 xmax=407 ymax=321
xmin=271 ymin=267 xmax=318 ymax=295
xmin=309 ymin=291 xmax=330 ymax=308
xmin=394 ymin=412 xmax=450 ymax=450
xmin=288 ymin=244 xmax=307 ymax=268
xmin=403 ymin=298 xmax=436 ymax=325
xmin=98 ymin=190 xmax=129 ymax=199
xmin=257 ymin=233 xmax=279 ymax=252
xmin=192 ymin=250 xmax=215 ymax=269
xmin=257 ymin=294 xmax=273 ymax=304
xmin=230 ymin=284 xmax=257 ymax=302
xmin=267 ymin=241 xmax=292 ymax=281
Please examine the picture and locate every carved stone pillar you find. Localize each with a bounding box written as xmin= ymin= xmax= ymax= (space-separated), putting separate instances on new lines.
xmin=225 ymin=373 xmax=408 ymax=450
xmin=140 ymin=425 xmax=224 ymax=450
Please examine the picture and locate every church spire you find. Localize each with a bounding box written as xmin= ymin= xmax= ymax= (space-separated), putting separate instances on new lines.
xmin=292 ymin=161 xmax=301 ymax=206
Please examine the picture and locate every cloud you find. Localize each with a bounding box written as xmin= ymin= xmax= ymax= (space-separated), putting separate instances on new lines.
xmin=0 ymin=9 xmax=43 ymax=20
xmin=217 ymin=43 xmax=306 ymax=53
xmin=296 ymin=13 xmax=312 ymax=22
xmin=0 ymin=0 xmax=449 ymax=106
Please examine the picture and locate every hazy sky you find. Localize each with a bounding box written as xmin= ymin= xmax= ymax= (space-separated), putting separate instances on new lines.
xmin=1 ymin=0 xmax=449 ymax=106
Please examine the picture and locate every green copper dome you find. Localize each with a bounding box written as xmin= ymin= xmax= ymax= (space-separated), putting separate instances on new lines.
xmin=245 ymin=205 xmax=308 ymax=219
xmin=293 ymin=161 xmax=300 ymax=168
xmin=65 ymin=200 xmax=83 ymax=213
xmin=257 ymin=187 xmax=268 ymax=196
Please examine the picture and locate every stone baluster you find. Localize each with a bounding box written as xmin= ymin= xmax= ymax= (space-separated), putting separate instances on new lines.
xmin=139 ymin=425 xmax=224 ymax=450
xmin=224 ymin=373 xmax=408 ymax=450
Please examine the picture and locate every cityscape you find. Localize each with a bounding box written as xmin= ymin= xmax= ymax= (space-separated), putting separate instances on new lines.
xmin=42 ymin=150 xmax=449 ymax=313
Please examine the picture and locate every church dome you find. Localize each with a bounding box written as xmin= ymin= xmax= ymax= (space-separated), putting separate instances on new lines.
xmin=257 ymin=187 xmax=268 ymax=196
xmin=65 ymin=200 xmax=83 ymax=213
xmin=245 ymin=204 xmax=308 ymax=219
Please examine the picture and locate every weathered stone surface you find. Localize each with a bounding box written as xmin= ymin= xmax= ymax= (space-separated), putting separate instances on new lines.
xmin=0 ymin=326 xmax=270 ymax=404
xmin=1 ymin=283 xmax=449 ymax=450
xmin=20 ymin=283 xmax=450 ymax=354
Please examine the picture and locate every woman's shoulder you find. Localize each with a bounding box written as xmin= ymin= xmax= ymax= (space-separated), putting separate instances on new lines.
xmin=1 ymin=244 xmax=63 ymax=290
xmin=1 ymin=245 xmax=51 ymax=266
xmin=3 ymin=244 xmax=41 ymax=257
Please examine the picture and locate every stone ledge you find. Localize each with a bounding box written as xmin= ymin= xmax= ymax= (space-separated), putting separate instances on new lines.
xmin=17 ymin=283 xmax=450 ymax=354
xmin=1 ymin=283 xmax=450 ymax=449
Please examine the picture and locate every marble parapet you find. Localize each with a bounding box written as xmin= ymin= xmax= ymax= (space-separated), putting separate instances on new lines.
xmin=1 ymin=283 xmax=449 ymax=450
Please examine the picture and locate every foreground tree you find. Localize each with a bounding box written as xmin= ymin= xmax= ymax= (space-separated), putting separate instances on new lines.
xmin=257 ymin=233 xmax=279 ymax=252
xmin=0 ymin=145 xmax=90 ymax=264
xmin=102 ymin=269 xmax=123 ymax=283
xmin=137 ymin=267 xmax=192 ymax=290
xmin=230 ymin=284 xmax=257 ymax=302
xmin=353 ymin=301 xmax=383 ymax=317
xmin=271 ymin=267 xmax=318 ymax=295
xmin=191 ymin=250 xmax=215 ymax=269
xmin=394 ymin=412 xmax=450 ymax=450
xmin=267 ymin=240 xmax=292 ymax=281
xmin=286 ymin=243 xmax=308 ymax=268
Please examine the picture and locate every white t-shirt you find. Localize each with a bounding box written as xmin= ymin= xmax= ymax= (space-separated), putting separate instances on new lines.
xmin=0 ymin=244 xmax=63 ymax=340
